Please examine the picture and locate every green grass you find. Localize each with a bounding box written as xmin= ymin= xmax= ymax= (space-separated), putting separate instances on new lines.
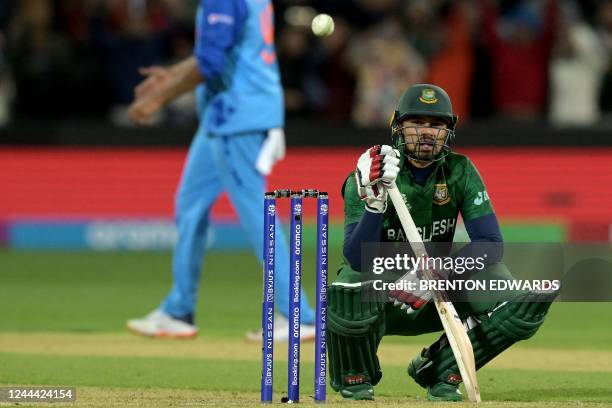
xmin=1 ymin=352 xmax=611 ymax=401
xmin=0 ymin=249 xmax=313 ymax=336
xmin=1 ymin=249 xmax=612 ymax=406
xmin=1 ymin=250 xmax=611 ymax=347
xmin=500 ymin=222 xmax=567 ymax=242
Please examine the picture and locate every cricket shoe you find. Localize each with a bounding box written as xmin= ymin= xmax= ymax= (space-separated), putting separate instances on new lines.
xmin=127 ymin=309 xmax=198 ymax=339
xmin=426 ymin=382 xmax=462 ymax=402
xmin=407 ymin=346 xmax=463 ymax=402
xmin=245 ymin=314 xmax=316 ymax=343
xmin=340 ymin=383 xmax=375 ymax=400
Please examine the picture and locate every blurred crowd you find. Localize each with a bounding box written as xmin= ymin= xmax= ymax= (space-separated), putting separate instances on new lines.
xmin=1 ymin=0 xmax=612 ymax=128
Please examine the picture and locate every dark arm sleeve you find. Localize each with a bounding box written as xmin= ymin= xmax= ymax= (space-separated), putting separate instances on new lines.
xmin=455 ymin=213 xmax=504 ymax=265
xmin=343 ymin=211 xmax=384 ymax=271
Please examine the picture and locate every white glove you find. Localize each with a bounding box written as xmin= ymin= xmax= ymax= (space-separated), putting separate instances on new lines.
xmin=356 ymin=180 xmax=388 ymax=213
xmin=389 ymin=270 xmax=433 ymax=314
xmin=389 ymin=265 xmax=453 ymax=314
xmin=256 ymin=128 xmax=286 ymax=175
xmin=355 ymin=145 xmax=400 ymax=213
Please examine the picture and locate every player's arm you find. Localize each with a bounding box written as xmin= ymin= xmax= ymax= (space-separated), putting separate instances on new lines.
xmin=342 ymin=145 xmax=400 ymax=271
xmin=193 ymin=0 xmax=247 ymax=87
xmin=140 ymin=58 xmax=203 ymax=102
xmin=343 ymin=214 xmax=383 ymax=272
xmin=342 ymin=172 xmax=375 ymax=271
xmin=455 ymin=159 xmax=503 ymax=266
xmin=128 ymin=57 xmax=206 ymax=125
xmin=129 ymin=0 xmax=247 ymax=125
xmin=464 ymin=214 xmax=502 ymax=244
xmin=455 ymin=214 xmax=503 ymax=266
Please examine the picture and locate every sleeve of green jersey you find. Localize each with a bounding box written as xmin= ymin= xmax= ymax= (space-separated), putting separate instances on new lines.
xmin=342 ymin=172 xmax=367 ymax=227
xmin=460 ymin=158 xmax=495 ymax=221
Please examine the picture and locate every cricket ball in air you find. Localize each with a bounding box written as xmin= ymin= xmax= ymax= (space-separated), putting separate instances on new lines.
xmin=311 ymin=14 xmax=335 ymax=37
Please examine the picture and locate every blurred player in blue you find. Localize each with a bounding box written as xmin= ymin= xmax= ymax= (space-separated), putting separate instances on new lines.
xmin=126 ymin=0 xmax=316 ymax=339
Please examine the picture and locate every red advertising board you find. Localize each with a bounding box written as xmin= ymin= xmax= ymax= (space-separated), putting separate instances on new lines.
xmin=0 ymin=147 xmax=610 ymax=228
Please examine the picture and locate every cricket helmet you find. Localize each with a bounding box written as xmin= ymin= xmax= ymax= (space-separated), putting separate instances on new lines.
xmin=391 ymin=84 xmax=458 ymax=163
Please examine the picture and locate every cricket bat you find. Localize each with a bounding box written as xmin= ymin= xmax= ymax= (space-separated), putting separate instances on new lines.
xmin=387 ymin=182 xmax=481 ymax=402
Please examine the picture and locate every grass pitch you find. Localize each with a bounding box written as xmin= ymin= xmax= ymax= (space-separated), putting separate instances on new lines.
xmin=1 ymin=249 xmax=611 ymax=406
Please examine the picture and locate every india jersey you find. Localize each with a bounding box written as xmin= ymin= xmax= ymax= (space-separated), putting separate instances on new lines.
xmin=194 ymin=0 xmax=283 ymax=135
xmin=343 ymin=152 xmax=494 ymax=243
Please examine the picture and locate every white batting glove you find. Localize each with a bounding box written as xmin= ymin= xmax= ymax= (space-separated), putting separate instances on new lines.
xmin=389 ymin=270 xmax=433 ymax=314
xmin=357 ymin=180 xmax=388 ymax=213
xmin=355 ymin=145 xmax=400 ymax=213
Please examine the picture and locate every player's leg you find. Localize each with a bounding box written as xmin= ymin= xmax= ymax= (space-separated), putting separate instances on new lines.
xmin=327 ymin=264 xmax=454 ymax=400
xmin=161 ymin=131 xmax=223 ymax=321
xmin=407 ymin=263 xmax=558 ymax=401
xmin=127 ymin=129 xmax=222 ymax=337
xmin=328 ymin=262 xmax=533 ymax=401
xmin=212 ymin=133 xmax=316 ymax=332
xmin=327 ymin=265 xmax=389 ymax=400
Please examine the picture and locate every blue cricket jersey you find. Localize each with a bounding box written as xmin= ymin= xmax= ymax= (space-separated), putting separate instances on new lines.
xmin=194 ymin=0 xmax=284 ymax=135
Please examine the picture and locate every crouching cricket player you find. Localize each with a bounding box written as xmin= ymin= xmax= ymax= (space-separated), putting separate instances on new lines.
xmin=328 ymin=84 xmax=557 ymax=401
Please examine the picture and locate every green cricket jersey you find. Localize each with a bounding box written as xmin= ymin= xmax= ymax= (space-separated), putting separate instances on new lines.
xmin=343 ymin=152 xmax=494 ymax=243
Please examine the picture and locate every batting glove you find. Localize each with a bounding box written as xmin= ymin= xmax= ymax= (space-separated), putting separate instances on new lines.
xmin=388 ymin=269 xmax=433 ymax=314
xmin=355 ymin=145 xmax=400 ymax=213
xmin=388 ymin=262 xmax=453 ymax=314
